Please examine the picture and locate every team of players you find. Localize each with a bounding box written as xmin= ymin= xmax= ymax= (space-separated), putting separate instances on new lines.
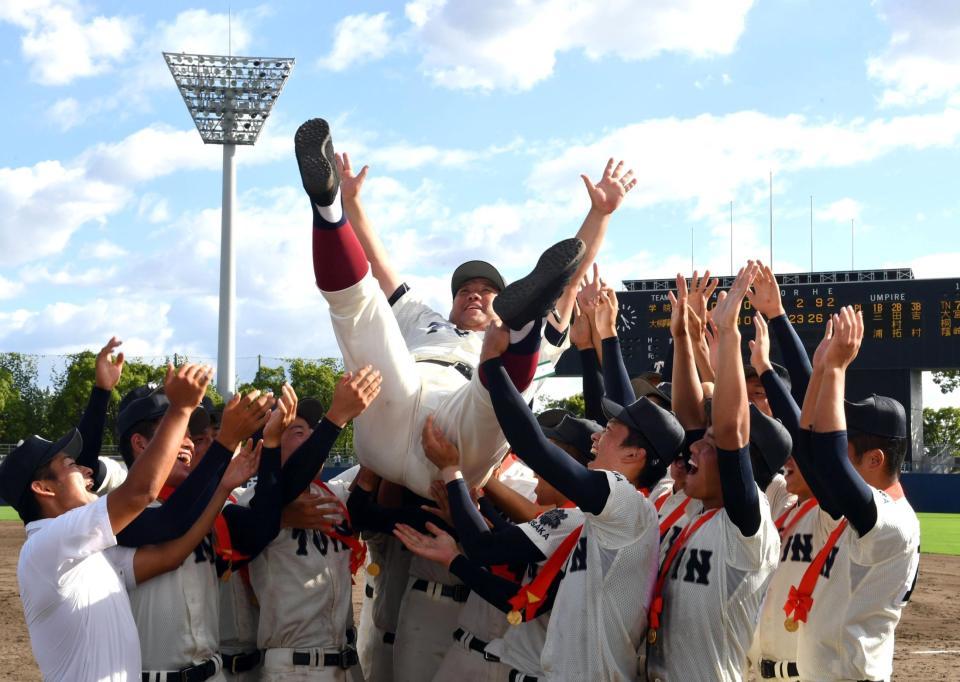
xmin=3 ymin=119 xmax=919 ymax=681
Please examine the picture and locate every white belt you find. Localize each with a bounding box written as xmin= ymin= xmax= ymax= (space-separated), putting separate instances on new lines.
xmin=263 ymin=647 xmax=357 ymax=669
xmin=141 ymin=654 xmax=222 ymax=681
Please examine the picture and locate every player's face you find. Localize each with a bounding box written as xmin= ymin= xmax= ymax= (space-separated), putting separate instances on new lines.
xmin=685 ymin=429 xmax=721 ymax=502
xmin=449 ymin=278 xmax=499 ymax=331
xmin=669 ymin=457 xmax=688 ymax=490
xmin=589 ymin=419 xmax=641 ymax=475
xmin=41 ymin=454 xmax=98 ymax=511
xmin=746 ymin=377 xmax=771 ymax=417
xmin=783 ymin=455 xmax=813 ymax=499
xmin=166 ymin=433 xmax=195 ymax=488
xmin=190 ymin=426 xmax=216 ymax=464
xmin=281 ymin=417 xmax=313 ymax=464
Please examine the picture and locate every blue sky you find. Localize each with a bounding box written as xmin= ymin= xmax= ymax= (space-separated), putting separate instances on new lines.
xmin=1 ymin=0 xmax=959 ymax=405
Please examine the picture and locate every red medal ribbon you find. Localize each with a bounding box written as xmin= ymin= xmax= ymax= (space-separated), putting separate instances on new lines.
xmin=314 ymin=480 xmax=367 ymax=576
xmin=648 ymin=507 xmax=722 ymax=632
xmin=775 ymin=498 xmax=819 ymax=539
xmin=157 ymin=484 xmax=177 ymax=503
xmin=658 ymin=496 xmax=693 ymax=541
xmin=782 ymin=518 xmax=848 ymax=624
xmin=653 ymin=491 xmax=671 ymax=512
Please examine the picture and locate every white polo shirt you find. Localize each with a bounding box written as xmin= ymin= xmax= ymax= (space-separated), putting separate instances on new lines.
xmin=18 ymin=495 xmax=140 ymax=681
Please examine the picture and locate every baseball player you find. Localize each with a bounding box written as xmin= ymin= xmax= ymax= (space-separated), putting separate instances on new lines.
xmin=357 ymin=528 xmax=412 ymax=682
xmin=295 ymin=117 xmax=637 ymax=497
xmin=790 ymin=307 xmax=920 ymax=682
xmin=3 ymin=361 xmax=211 ymax=681
xmin=646 ymin=262 xmax=781 ymax=682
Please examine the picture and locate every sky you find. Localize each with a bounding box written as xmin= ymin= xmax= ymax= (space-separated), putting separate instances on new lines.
xmin=1 ymin=0 xmax=959 ymax=407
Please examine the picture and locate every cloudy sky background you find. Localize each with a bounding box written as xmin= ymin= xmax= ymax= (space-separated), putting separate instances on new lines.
xmin=1 ymin=0 xmax=959 ymax=406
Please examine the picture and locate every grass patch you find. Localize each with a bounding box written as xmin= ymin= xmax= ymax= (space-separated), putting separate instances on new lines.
xmin=0 ymin=506 xmax=20 ymax=521
xmin=918 ymin=513 xmax=960 ymax=556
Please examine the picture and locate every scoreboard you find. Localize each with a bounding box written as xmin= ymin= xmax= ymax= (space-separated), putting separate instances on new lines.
xmin=554 ymin=270 xmax=960 ymax=376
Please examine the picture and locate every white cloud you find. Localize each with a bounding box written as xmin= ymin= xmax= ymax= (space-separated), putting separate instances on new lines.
xmin=815 ymin=198 xmax=863 ymax=224
xmin=80 ymin=239 xmax=127 ymax=260
xmin=319 ymin=12 xmax=394 ymax=71
xmin=403 ymin=0 xmax=756 ymax=91
xmin=868 ymin=0 xmax=960 ymax=106
xmin=0 ymin=0 xmax=137 ymax=85
xmin=137 ymin=194 xmax=170 ymax=224
xmin=19 ymin=265 xmax=117 ymax=286
xmin=0 ymin=274 xmax=24 ymax=300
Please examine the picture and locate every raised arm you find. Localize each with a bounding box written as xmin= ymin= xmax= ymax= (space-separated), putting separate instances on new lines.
xmin=77 ymin=337 xmax=124 ymax=486
xmin=570 ymin=301 xmax=605 ymax=424
xmin=711 ymin=263 xmax=761 ymax=537
xmin=670 ymin=275 xmax=706 ymax=429
xmin=106 ymin=364 xmax=211 ymax=534
xmin=595 ymin=288 xmax=636 ymax=406
xmin=751 ymin=313 xmax=801 ymax=436
xmin=336 ymin=153 xmax=401 ymax=297
xmin=688 ymin=271 xmax=719 ymax=383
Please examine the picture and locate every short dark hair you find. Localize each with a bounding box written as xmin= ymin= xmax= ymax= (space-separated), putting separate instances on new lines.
xmin=18 ymin=458 xmax=59 ymax=524
xmin=621 ymin=427 xmax=669 ymax=490
xmin=118 ymin=419 xmax=160 ymax=467
xmin=848 ymin=428 xmax=907 ymax=478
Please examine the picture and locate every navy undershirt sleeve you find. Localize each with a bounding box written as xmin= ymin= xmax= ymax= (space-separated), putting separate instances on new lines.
xmin=717 ymin=446 xmax=761 ymax=537
xmin=117 ymin=440 xmax=233 ymax=547
xmin=220 ymin=445 xmax=283 ymax=559
xmin=768 ymin=315 xmax=812 ymax=405
xmin=448 ymin=555 xmax=521 ymax=614
xmin=760 ymin=370 xmax=801 ymax=441
xmin=791 ymin=429 xmax=844 ymax=520
xmin=76 ymin=386 xmax=111 ymax=488
xmin=446 ymin=478 xmax=545 ymax=565
xmin=811 ymin=431 xmax=877 ymax=536
xmin=279 ymin=418 xmax=343 ymax=506
xmin=482 ymin=357 xmax=610 ymax=515
xmin=579 ymin=349 xmax=606 ymax=425
xmin=346 ymin=486 xmax=454 ymax=536
xmin=601 ymin=337 xmax=636 ymax=407
xmin=478 ymin=496 xmax=512 ymax=533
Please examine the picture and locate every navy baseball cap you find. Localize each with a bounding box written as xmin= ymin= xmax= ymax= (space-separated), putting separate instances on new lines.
xmin=845 ymin=395 xmax=907 ymax=439
xmin=630 ymin=376 xmax=672 ymax=408
xmin=0 ymin=429 xmax=83 ymax=513
xmin=541 ymin=415 xmax=602 ymax=463
xmin=536 ymin=408 xmax=571 ymax=430
xmin=117 ymin=385 xmax=169 ymax=439
xmin=600 ymin=396 xmax=685 ymax=466
xmin=744 ymin=361 xmax=792 ymax=388
xmin=748 ymin=404 xmax=792 ymax=473
xmin=450 ymin=261 xmax=506 ymax=298
xmin=296 ymin=397 xmax=325 ymax=428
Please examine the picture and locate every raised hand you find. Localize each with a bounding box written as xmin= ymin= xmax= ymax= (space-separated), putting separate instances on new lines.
xmin=421 ymin=416 xmax=460 ymax=471
xmin=218 ymin=389 xmax=276 ymax=451
xmin=749 ymin=313 xmax=773 ymax=375
xmin=668 ymin=274 xmax=690 ymax=339
xmin=95 ymin=337 xmax=125 ymax=391
xmin=221 ymin=439 xmax=262 ymax=491
xmin=262 ymin=383 xmax=298 ymax=448
xmin=576 ymin=263 xmax=604 ymax=313
xmin=712 ymin=261 xmax=760 ymax=332
xmin=335 ymin=152 xmax=369 ymax=202
xmin=422 ymin=479 xmax=454 ymax=526
xmin=594 ymin=287 xmax=619 ymax=338
xmin=326 ymin=366 xmax=382 ymax=427
xmin=281 ymin=491 xmax=343 ymax=532
xmin=823 ymin=306 xmax=863 ymax=370
xmin=581 ymin=158 xmax=637 ymax=215
xmin=479 ymin=320 xmax=511 ymax=363
xmin=570 ymin=302 xmax=593 ymax=350
xmin=705 ymin=316 xmax=720 ymax=371
xmin=164 ymin=363 xmax=213 ymax=411
xmin=745 ymin=261 xmax=786 ymax=319
xmin=393 ymin=522 xmax=460 ymax=568
xmin=811 ymin=316 xmax=835 ymax=370
xmin=689 ymin=270 xmax=719 ymax=324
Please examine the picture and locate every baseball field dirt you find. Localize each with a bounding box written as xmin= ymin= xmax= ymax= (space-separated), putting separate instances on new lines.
xmin=0 ymin=521 xmax=956 ymax=680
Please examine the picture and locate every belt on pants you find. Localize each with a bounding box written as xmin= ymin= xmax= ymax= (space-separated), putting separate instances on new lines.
xmin=264 ymin=647 xmax=359 ymax=670
xmin=759 ymin=659 xmax=799 ymax=679
xmin=416 ymin=358 xmax=474 ymax=381
xmin=452 ymin=627 xmax=500 ymax=662
xmin=509 ymin=671 xmax=539 ymax=682
xmin=411 ymin=578 xmax=471 ymax=602
xmin=382 ymin=632 xmax=396 ymax=645
xmin=365 ymin=584 xmax=374 ymax=599
xmin=142 ymin=655 xmax=221 ymax=682
xmin=222 ymin=650 xmax=261 ymax=674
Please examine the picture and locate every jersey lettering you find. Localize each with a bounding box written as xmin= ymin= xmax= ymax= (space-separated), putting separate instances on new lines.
xmin=788 ymin=533 xmax=815 ymax=563
xmin=662 ymin=525 xmax=683 ymax=551
xmin=682 ymin=549 xmax=713 ymax=585
xmin=192 ymin=536 xmax=215 ymax=565
xmin=819 ymin=546 xmax=840 ymax=579
xmin=670 ymin=547 xmax=688 ymax=580
xmin=292 ymin=528 xmax=348 ymax=557
xmin=568 ymin=537 xmax=588 ymax=573
xmin=425 ymin=321 xmax=470 ymax=338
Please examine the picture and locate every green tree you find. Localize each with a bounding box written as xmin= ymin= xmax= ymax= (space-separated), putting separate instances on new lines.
xmin=46 ymin=351 xmax=99 ymax=440
xmin=923 ymin=407 xmax=960 ymax=454
xmin=0 ymin=353 xmax=49 ymax=442
xmin=237 ymin=363 xmax=288 ymax=395
xmin=932 ymin=370 xmax=960 ymax=394
xmin=541 ymin=393 xmax=586 ymax=418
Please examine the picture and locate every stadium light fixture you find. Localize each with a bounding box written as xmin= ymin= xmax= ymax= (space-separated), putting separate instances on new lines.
xmin=164 ymin=52 xmax=294 ymax=397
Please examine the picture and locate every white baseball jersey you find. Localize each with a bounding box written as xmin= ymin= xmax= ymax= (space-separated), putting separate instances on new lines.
xmin=648 ymin=473 xmax=674 ymax=502
xmin=538 ymin=471 xmax=659 ymax=681
xmin=657 ymin=488 xmax=704 ymax=564
xmin=747 ymin=499 xmax=820 ymax=670
xmin=126 ymin=499 xmax=221 ymax=671
xmin=498 ymin=457 xmax=540 ymax=503
xmin=18 ymin=495 xmax=141 ymax=682
xmin=94 ymin=456 xmax=128 ymax=495
xmin=646 ymin=493 xmax=780 ymax=682
xmin=796 ymin=490 xmax=920 ymax=682
xmin=219 ymin=487 xmax=260 ymax=658
xmin=248 ymin=479 xmax=355 ymax=650
xmin=765 ymin=473 xmax=797 ymax=521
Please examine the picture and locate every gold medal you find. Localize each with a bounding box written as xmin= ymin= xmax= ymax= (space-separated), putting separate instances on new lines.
xmin=507 ymin=610 xmax=522 ymax=626
xmin=647 ymin=628 xmax=658 ymax=645
xmin=366 ymin=562 xmax=381 ymax=577
xmin=784 ymin=617 xmax=799 ymax=632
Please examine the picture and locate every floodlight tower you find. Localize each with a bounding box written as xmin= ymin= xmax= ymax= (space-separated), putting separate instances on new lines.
xmin=164 ymin=52 xmax=294 ymax=397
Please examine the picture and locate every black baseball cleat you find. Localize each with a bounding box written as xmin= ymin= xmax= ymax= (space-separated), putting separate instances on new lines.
xmin=493 ymin=238 xmax=586 ymax=330
xmin=295 ymin=118 xmax=339 ymax=207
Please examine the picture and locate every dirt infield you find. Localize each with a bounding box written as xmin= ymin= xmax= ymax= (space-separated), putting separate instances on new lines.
xmin=1 ymin=521 xmax=957 ymax=680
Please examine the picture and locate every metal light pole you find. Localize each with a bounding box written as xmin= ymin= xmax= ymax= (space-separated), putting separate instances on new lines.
xmin=164 ymin=52 xmax=294 ymax=397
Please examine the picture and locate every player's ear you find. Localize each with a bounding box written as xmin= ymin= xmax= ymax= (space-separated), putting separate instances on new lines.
xmin=867 ymin=447 xmax=885 ymax=472
xmin=30 ymin=479 xmax=57 ymax=498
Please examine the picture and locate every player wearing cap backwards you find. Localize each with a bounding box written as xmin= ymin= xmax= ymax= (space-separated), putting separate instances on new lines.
xmin=1 ymin=362 xmax=211 ymax=681
xmin=646 ymin=262 xmax=781 ymax=682
xmin=294 ymin=117 xmax=637 ymax=497
xmin=789 ymin=308 xmax=920 ymax=682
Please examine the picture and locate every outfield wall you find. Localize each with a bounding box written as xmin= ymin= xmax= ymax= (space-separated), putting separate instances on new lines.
xmin=899 ymin=474 xmax=960 ymax=513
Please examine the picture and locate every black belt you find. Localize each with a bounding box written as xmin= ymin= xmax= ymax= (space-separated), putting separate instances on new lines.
xmin=759 ymin=659 xmax=799 ymax=679
xmin=365 ymin=584 xmax=374 ymax=599
xmin=142 ymin=658 xmax=218 ymax=682
xmin=453 ymin=627 xmax=499 ymax=662
xmin=290 ymin=649 xmax=359 ymax=670
xmin=222 ymin=651 xmax=261 ymax=674
xmin=411 ymin=578 xmax=471 ymax=602
xmin=383 ymin=632 xmax=396 ymax=644
xmin=509 ymin=671 xmax=539 ymax=682
xmin=417 ymin=358 xmax=474 ymax=381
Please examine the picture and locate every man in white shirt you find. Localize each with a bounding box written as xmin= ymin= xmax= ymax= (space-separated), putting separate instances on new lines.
xmin=2 ymin=361 xmax=212 ymax=682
